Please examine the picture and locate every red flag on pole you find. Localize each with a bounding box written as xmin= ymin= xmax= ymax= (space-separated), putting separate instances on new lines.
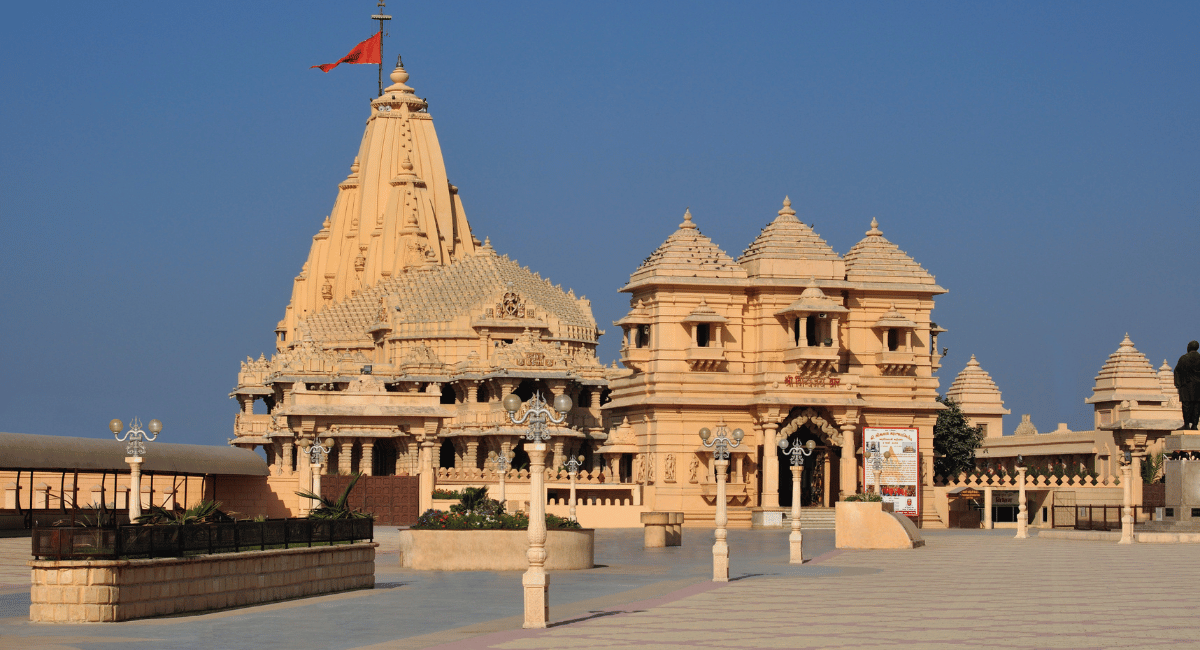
xmin=311 ymin=32 xmax=382 ymax=73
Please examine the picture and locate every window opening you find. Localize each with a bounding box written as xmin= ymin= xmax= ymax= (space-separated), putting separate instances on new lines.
xmin=636 ymin=324 xmax=650 ymax=348
xmin=887 ymin=328 xmax=899 ymax=352
xmin=806 ymin=317 xmax=819 ymax=347
xmin=696 ymin=323 xmax=711 ymax=348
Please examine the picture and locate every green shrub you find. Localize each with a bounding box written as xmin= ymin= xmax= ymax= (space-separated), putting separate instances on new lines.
xmin=432 ymin=488 xmax=461 ymax=500
xmin=842 ymin=493 xmax=883 ymax=502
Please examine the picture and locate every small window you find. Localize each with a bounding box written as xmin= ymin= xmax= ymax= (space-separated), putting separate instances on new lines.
xmin=806 ymin=318 xmax=819 ymax=347
xmin=636 ymin=324 xmax=650 ymax=348
xmin=887 ymin=328 xmax=899 ymax=352
xmin=793 ymin=318 xmax=801 ymax=346
xmin=279 ymin=331 xmax=287 ymax=342
xmin=696 ymin=323 xmax=711 ymax=348
xmin=577 ymin=388 xmax=592 ymax=408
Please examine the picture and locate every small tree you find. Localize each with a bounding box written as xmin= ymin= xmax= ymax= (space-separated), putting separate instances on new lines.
xmin=295 ymin=472 xmax=371 ymax=519
xmin=933 ymin=396 xmax=985 ymax=478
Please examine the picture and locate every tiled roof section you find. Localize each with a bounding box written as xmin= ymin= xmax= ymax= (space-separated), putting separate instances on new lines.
xmin=1090 ymin=334 xmax=1161 ymax=396
xmin=946 ymin=355 xmax=1007 ymax=411
xmin=738 ymin=197 xmax=841 ymax=264
xmin=843 ymin=219 xmax=937 ymax=284
xmin=298 ymin=246 xmax=595 ymax=341
xmin=629 ymin=210 xmax=747 ymax=282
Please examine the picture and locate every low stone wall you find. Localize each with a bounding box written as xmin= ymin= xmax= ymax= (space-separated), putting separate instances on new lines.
xmin=29 ymin=542 xmax=376 ymax=622
xmin=835 ymin=501 xmax=925 ymax=549
xmin=398 ymin=529 xmax=593 ymax=570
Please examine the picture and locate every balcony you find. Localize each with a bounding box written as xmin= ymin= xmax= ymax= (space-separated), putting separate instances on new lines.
xmin=620 ymin=345 xmax=651 ymax=371
xmin=875 ymin=351 xmax=917 ymax=375
xmin=782 ymin=345 xmax=840 ymax=374
xmin=685 ymin=346 xmax=726 ymax=372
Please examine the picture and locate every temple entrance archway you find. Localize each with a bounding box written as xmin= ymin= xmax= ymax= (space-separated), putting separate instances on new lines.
xmin=775 ymin=408 xmax=842 ymax=507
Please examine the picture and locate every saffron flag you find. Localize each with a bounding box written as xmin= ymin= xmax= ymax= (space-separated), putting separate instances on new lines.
xmin=312 ymin=32 xmax=382 ymax=73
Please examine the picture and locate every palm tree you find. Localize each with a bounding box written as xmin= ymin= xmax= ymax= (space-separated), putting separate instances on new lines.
xmin=295 ymin=472 xmax=371 ymax=520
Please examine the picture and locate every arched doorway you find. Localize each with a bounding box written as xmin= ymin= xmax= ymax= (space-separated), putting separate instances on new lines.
xmin=774 ymin=408 xmax=842 ymax=507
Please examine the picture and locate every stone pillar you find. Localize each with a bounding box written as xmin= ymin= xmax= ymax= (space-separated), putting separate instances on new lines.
xmin=1120 ymin=461 xmax=1134 ymax=544
xmin=789 ymin=464 xmax=803 ymax=564
xmin=523 ymin=442 xmax=550 ymax=628
xmin=281 ymin=439 xmax=295 ymax=476
xmin=297 ymin=443 xmax=313 ymax=516
xmin=126 ymin=457 xmax=143 ymax=521
xmin=839 ymin=423 xmax=857 ymax=500
xmin=266 ymin=442 xmax=279 ymax=476
xmin=362 ymin=440 xmax=375 ymax=476
xmin=984 ymin=487 xmax=994 ymax=529
xmin=831 ymin=317 xmax=840 ymax=348
xmin=762 ymin=422 xmax=780 ymax=508
xmin=466 ymin=438 xmax=480 ymax=471
xmin=1132 ymin=453 xmax=1144 ymax=517
xmin=419 ymin=437 xmax=436 ymax=514
xmin=798 ymin=316 xmax=808 ymax=347
xmin=713 ymin=454 xmax=730 ymax=581
xmin=1015 ymin=466 xmax=1029 ymax=539
xmin=465 ymin=381 xmax=479 ymax=403
xmin=822 ymin=450 xmax=831 ymax=506
xmin=551 ymin=439 xmax=565 ymax=473
xmin=336 ymin=438 xmax=351 ymax=475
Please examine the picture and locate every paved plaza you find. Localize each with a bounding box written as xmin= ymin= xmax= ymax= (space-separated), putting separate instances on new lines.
xmin=1 ymin=527 xmax=1198 ymax=649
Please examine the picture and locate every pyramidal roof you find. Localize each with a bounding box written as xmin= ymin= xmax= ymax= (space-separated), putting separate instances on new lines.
xmin=298 ymin=242 xmax=597 ymax=343
xmin=843 ymin=219 xmax=938 ymax=285
xmin=627 ymin=210 xmax=747 ymax=283
xmin=738 ymin=197 xmax=841 ymax=263
xmin=1086 ymin=334 xmax=1167 ymax=403
xmin=946 ymin=355 xmax=1010 ymax=415
xmin=1159 ymin=360 xmax=1180 ymax=401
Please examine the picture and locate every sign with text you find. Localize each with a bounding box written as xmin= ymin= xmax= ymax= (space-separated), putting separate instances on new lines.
xmin=862 ymin=427 xmax=919 ymax=517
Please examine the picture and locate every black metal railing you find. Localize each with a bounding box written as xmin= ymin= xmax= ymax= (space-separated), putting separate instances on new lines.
xmin=1072 ymin=505 xmax=1122 ymax=531
xmin=32 ymin=518 xmax=373 ymax=561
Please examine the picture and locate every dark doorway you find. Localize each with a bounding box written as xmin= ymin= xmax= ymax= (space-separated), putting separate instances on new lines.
xmin=512 ymin=440 xmax=530 ymax=472
xmin=619 ymin=453 xmax=633 ymax=483
xmin=439 ymin=439 xmax=456 ymax=468
xmin=777 ymin=429 xmax=825 ymax=508
xmin=373 ymin=438 xmax=397 ymax=476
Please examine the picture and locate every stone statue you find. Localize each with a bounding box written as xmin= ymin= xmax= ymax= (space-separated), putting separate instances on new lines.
xmin=645 ymin=453 xmax=655 ymax=484
xmin=1176 ymin=340 xmax=1200 ymax=430
xmin=664 ymin=454 xmax=676 ymax=483
xmin=634 ymin=454 xmax=645 ymax=483
xmin=689 ymin=456 xmax=700 ymax=483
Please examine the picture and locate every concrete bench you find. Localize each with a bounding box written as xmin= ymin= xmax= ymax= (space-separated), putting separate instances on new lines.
xmin=641 ymin=511 xmax=685 ymax=547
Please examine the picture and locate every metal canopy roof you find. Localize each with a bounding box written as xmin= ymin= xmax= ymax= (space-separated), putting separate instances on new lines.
xmin=0 ymin=432 xmax=268 ymax=476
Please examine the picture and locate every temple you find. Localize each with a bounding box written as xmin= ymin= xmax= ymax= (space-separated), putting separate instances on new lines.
xmin=604 ymin=203 xmax=947 ymax=527
xmin=229 ymin=60 xmax=613 ymax=512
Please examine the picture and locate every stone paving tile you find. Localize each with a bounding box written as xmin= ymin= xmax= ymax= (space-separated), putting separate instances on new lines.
xmin=2 ymin=528 xmax=1198 ymax=649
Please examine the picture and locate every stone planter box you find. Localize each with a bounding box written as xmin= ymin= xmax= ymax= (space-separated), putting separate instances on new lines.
xmin=398 ymin=529 xmax=594 ymax=570
xmin=835 ymin=501 xmax=925 ymax=549
xmin=29 ymin=542 xmax=376 ymax=622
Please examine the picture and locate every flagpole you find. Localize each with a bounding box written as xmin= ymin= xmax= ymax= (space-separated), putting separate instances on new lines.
xmin=372 ymin=1 xmax=392 ymax=96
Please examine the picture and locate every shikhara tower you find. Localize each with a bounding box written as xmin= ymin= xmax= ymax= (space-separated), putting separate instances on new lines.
xmin=230 ymin=60 xmax=611 ymax=512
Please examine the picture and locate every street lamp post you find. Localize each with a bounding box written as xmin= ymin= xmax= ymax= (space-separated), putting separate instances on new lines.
xmin=778 ymin=438 xmax=816 ymax=564
xmin=109 ymin=418 xmax=161 ymax=521
xmin=1119 ymin=449 xmax=1134 ymax=544
xmin=699 ymin=420 xmax=743 ymax=582
xmin=503 ymin=391 xmax=573 ymax=629
xmin=488 ymin=449 xmax=516 ymax=506
xmin=565 ymin=454 xmax=585 ymax=522
xmin=301 ymin=438 xmax=334 ymax=513
xmin=1015 ymin=455 xmax=1028 ymax=540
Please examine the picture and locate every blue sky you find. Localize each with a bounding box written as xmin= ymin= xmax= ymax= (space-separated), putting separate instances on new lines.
xmin=1 ymin=2 xmax=1197 ymax=446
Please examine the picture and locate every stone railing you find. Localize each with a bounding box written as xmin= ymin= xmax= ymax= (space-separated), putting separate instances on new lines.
xmin=435 ymin=467 xmax=612 ymax=484
xmin=233 ymin=413 xmax=273 ymax=436
xmin=935 ymin=473 xmax=1121 ymax=488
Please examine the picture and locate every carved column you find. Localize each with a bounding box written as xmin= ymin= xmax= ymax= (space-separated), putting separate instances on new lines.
xmin=523 ymin=441 xmax=550 ymax=628
xmin=362 ymin=440 xmax=375 ymax=476
xmin=762 ymin=422 xmax=780 ymax=508
xmin=296 ymin=441 xmax=312 ymax=516
xmin=281 ymin=439 xmax=295 ymax=476
xmin=336 ymin=438 xmax=352 ymax=475
xmin=551 ymin=439 xmax=565 ymax=473
xmin=839 ymin=422 xmax=857 ymax=499
xmin=419 ymin=437 xmax=436 ymax=513
xmin=466 ymin=437 xmax=480 ymax=471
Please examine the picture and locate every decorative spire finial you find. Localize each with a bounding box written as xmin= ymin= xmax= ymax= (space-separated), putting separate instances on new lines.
xmin=401 ymin=155 xmax=413 ymax=171
xmin=679 ymin=208 xmax=696 ymax=230
xmin=777 ymin=196 xmax=797 ymax=220
xmin=867 ymin=218 xmax=882 ymax=236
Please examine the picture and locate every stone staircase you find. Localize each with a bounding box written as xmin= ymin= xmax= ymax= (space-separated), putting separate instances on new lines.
xmin=783 ymin=507 xmax=836 ymax=530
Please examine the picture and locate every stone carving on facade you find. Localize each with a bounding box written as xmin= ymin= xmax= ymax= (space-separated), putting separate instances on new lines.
xmin=634 ymin=454 xmax=645 ymax=483
xmin=777 ymin=407 xmax=842 ymax=446
xmin=645 ymin=453 xmax=654 ymax=484
xmin=664 ymin=454 xmax=676 ymax=483
xmin=689 ymin=456 xmax=700 ymax=484
xmin=345 ymin=375 xmax=387 ymax=394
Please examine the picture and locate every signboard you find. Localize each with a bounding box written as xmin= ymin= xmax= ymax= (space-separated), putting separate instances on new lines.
xmin=862 ymin=427 xmax=919 ymax=517
xmin=993 ymin=491 xmax=1019 ymax=506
